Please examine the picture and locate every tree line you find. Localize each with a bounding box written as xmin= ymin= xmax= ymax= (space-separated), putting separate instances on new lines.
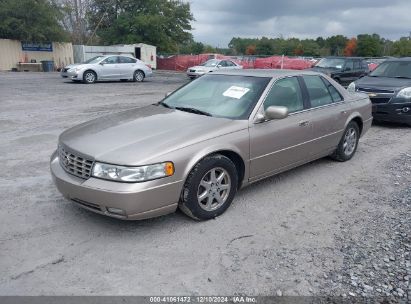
xmin=0 ymin=0 xmax=410 ymax=56
xmin=222 ymin=35 xmax=411 ymax=57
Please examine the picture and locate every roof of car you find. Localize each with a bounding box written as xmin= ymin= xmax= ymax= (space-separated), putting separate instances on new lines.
xmin=385 ymin=57 xmax=411 ymax=62
xmin=102 ymin=54 xmax=136 ymax=58
xmin=211 ymin=69 xmax=323 ymax=78
xmin=324 ymin=56 xmax=365 ymax=60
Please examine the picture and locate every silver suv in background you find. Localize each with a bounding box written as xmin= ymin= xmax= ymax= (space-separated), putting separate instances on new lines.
xmin=61 ymin=55 xmax=153 ymax=84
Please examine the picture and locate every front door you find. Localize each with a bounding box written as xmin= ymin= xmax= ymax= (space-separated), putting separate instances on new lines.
xmin=249 ymin=76 xmax=315 ymax=180
xmin=99 ymin=56 xmax=120 ymax=79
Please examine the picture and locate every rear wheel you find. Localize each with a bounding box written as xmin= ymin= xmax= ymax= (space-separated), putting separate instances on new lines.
xmin=331 ymin=121 xmax=360 ymax=162
xmin=133 ymin=70 xmax=145 ymax=82
xmin=83 ymin=71 xmax=96 ymax=84
xmin=179 ymin=155 xmax=238 ymax=220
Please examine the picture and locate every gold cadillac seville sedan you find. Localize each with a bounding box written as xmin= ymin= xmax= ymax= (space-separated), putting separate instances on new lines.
xmin=50 ymin=69 xmax=372 ymax=221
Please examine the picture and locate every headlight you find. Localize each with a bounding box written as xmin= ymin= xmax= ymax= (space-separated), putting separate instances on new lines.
xmin=347 ymin=82 xmax=356 ymax=93
xmin=92 ymin=162 xmax=174 ymax=182
xmin=397 ymin=87 xmax=411 ymax=99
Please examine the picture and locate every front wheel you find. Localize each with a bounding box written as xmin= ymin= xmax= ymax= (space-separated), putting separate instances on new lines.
xmin=83 ymin=71 xmax=96 ymax=84
xmin=133 ymin=70 xmax=145 ymax=82
xmin=179 ymin=155 xmax=238 ymax=220
xmin=331 ymin=121 xmax=360 ymax=162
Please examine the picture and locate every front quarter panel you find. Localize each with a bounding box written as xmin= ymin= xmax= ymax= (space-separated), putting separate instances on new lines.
xmin=161 ymin=128 xmax=250 ymax=189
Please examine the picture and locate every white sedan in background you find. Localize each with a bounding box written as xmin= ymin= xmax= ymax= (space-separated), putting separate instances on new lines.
xmin=186 ymin=59 xmax=243 ymax=79
xmin=61 ymin=55 xmax=153 ymax=84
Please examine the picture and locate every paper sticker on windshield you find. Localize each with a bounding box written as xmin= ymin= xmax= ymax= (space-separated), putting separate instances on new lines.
xmin=223 ymin=86 xmax=250 ymax=99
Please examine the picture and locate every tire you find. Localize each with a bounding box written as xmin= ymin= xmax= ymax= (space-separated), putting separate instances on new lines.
xmin=83 ymin=70 xmax=96 ymax=84
xmin=133 ymin=70 xmax=145 ymax=82
xmin=179 ymin=154 xmax=238 ymax=221
xmin=331 ymin=121 xmax=360 ymax=162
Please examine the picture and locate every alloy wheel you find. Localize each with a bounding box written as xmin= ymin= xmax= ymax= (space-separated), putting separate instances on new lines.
xmin=197 ymin=167 xmax=231 ymax=211
xmin=84 ymin=72 xmax=95 ymax=83
xmin=343 ymin=127 xmax=357 ymax=156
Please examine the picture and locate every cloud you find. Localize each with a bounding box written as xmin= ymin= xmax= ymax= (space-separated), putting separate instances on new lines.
xmin=189 ymin=0 xmax=411 ymax=46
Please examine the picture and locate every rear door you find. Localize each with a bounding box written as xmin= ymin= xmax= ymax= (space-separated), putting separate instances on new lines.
xmin=301 ymin=75 xmax=350 ymax=157
xmin=249 ymin=76 xmax=315 ymax=180
xmin=118 ymin=56 xmax=137 ymax=78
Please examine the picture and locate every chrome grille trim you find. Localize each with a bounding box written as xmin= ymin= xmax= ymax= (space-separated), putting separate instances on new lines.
xmin=357 ymin=87 xmax=394 ymax=95
xmin=58 ymin=145 xmax=94 ymax=179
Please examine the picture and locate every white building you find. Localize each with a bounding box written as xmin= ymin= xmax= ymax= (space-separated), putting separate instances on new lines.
xmin=73 ymin=43 xmax=157 ymax=69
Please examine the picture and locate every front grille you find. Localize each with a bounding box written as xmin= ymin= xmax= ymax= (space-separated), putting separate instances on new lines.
xmin=189 ymin=69 xmax=196 ymax=72
xmin=370 ymin=97 xmax=391 ymax=104
xmin=357 ymin=87 xmax=394 ymax=94
xmin=58 ymin=145 xmax=94 ymax=179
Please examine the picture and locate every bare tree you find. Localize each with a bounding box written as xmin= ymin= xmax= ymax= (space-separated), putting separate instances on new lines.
xmin=52 ymin=0 xmax=92 ymax=44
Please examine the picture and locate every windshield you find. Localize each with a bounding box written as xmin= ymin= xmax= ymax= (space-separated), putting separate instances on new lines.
xmin=369 ymin=61 xmax=411 ymax=78
xmin=162 ymin=74 xmax=271 ymax=119
xmin=316 ymin=58 xmax=345 ymax=69
xmin=201 ymin=59 xmax=220 ymax=67
xmin=83 ymin=56 xmax=105 ymax=64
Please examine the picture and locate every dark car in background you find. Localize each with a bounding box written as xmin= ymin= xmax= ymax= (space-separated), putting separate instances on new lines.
xmin=348 ymin=58 xmax=411 ymax=126
xmin=309 ymin=57 xmax=369 ymax=87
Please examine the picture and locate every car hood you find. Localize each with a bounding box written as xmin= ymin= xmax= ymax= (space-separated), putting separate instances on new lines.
xmin=64 ymin=63 xmax=81 ymax=69
xmin=59 ymin=105 xmax=247 ymax=165
xmin=189 ymin=66 xmax=215 ymax=72
xmin=355 ymin=76 xmax=411 ymax=91
xmin=308 ymin=67 xmax=339 ymax=75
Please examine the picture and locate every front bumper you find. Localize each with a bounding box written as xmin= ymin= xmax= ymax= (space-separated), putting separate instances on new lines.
xmin=50 ymin=151 xmax=182 ymax=220
xmin=372 ymin=102 xmax=411 ymax=125
xmin=186 ymin=70 xmax=206 ymax=78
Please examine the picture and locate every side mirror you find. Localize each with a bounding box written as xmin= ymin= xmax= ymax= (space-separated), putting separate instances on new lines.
xmin=265 ymin=106 xmax=288 ymax=120
xmin=216 ymin=65 xmax=221 ymax=68
xmin=99 ymin=62 xmax=105 ymax=66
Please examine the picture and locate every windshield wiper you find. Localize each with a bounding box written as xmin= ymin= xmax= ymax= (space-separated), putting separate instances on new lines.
xmin=156 ymin=101 xmax=173 ymax=109
xmin=175 ymin=106 xmax=212 ymax=117
xmin=392 ymin=76 xmax=411 ymax=79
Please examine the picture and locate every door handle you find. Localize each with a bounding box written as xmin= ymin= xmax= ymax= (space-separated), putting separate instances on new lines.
xmin=299 ymin=120 xmax=310 ymax=127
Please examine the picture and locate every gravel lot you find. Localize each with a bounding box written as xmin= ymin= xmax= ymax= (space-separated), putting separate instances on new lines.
xmin=0 ymin=71 xmax=409 ymax=299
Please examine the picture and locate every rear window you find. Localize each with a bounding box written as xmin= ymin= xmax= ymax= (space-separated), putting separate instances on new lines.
xmin=119 ymin=56 xmax=136 ymax=63
xmin=303 ymin=75 xmax=334 ymax=107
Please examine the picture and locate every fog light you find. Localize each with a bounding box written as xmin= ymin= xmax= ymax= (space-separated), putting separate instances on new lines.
xmin=107 ymin=207 xmax=126 ymax=215
xmin=402 ymin=107 xmax=410 ymax=113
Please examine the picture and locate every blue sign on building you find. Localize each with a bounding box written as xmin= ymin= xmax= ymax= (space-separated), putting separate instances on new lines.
xmin=21 ymin=42 xmax=53 ymax=52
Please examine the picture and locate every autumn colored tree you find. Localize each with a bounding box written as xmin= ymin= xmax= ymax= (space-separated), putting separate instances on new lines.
xmin=245 ymin=44 xmax=256 ymax=55
xmin=344 ymin=38 xmax=357 ymax=56
xmin=294 ymin=43 xmax=304 ymax=56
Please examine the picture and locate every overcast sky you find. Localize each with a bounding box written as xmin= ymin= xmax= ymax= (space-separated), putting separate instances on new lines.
xmin=189 ymin=0 xmax=411 ymax=47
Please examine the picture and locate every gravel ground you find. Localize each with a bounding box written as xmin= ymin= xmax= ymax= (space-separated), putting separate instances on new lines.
xmin=0 ymin=71 xmax=410 ymax=299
